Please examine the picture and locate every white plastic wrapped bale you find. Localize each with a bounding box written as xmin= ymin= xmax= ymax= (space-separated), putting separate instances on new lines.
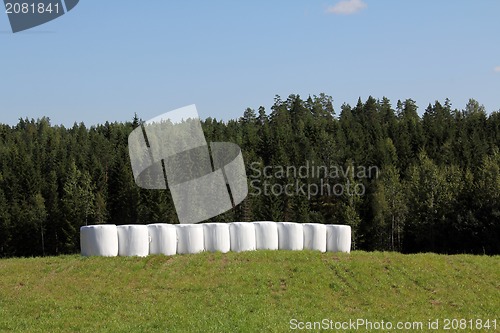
xmin=277 ymin=222 xmax=304 ymax=250
xmin=326 ymin=225 xmax=352 ymax=253
xmin=148 ymin=224 xmax=177 ymax=256
xmin=176 ymin=224 xmax=204 ymax=254
xmin=80 ymin=224 xmax=118 ymax=257
xmin=203 ymin=223 xmax=230 ymax=253
xmin=253 ymin=221 xmax=278 ymax=250
xmin=303 ymin=223 xmax=327 ymax=252
xmin=117 ymin=225 xmax=150 ymax=257
xmin=229 ymin=222 xmax=256 ymax=252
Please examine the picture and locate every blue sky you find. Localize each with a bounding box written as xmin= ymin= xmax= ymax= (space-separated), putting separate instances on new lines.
xmin=1 ymin=0 xmax=499 ymax=126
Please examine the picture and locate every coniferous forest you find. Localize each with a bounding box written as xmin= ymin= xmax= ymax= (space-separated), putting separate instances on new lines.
xmin=1 ymin=94 xmax=499 ymax=257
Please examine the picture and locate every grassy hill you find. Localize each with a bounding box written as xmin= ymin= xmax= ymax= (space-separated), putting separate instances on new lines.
xmin=0 ymin=251 xmax=498 ymax=332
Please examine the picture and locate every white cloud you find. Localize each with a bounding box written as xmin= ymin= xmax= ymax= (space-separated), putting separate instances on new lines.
xmin=326 ymin=0 xmax=367 ymax=15
xmin=494 ymin=66 xmax=500 ymax=73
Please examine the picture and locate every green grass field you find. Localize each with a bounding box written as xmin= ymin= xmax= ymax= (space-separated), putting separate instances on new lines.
xmin=0 ymin=251 xmax=498 ymax=332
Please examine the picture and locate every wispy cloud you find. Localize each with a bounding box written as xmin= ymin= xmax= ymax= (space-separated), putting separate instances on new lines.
xmin=326 ymin=0 xmax=367 ymax=15
xmin=494 ymin=66 xmax=500 ymax=73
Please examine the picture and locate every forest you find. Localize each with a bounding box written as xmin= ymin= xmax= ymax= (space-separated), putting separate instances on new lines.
xmin=0 ymin=94 xmax=499 ymax=257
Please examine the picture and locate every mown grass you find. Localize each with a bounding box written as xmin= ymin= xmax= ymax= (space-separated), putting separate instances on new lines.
xmin=0 ymin=251 xmax=498 ymax=332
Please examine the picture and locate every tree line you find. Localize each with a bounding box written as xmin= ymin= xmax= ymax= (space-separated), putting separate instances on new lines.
xmin=0 ymin=94 xmax=499 ymax=257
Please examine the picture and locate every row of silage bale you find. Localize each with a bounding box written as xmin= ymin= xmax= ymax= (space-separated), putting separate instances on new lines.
xmin=274 ymin=223 xmax=351 ymax=253
xmin=80 ymin=222 xmax=351 ymax=256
